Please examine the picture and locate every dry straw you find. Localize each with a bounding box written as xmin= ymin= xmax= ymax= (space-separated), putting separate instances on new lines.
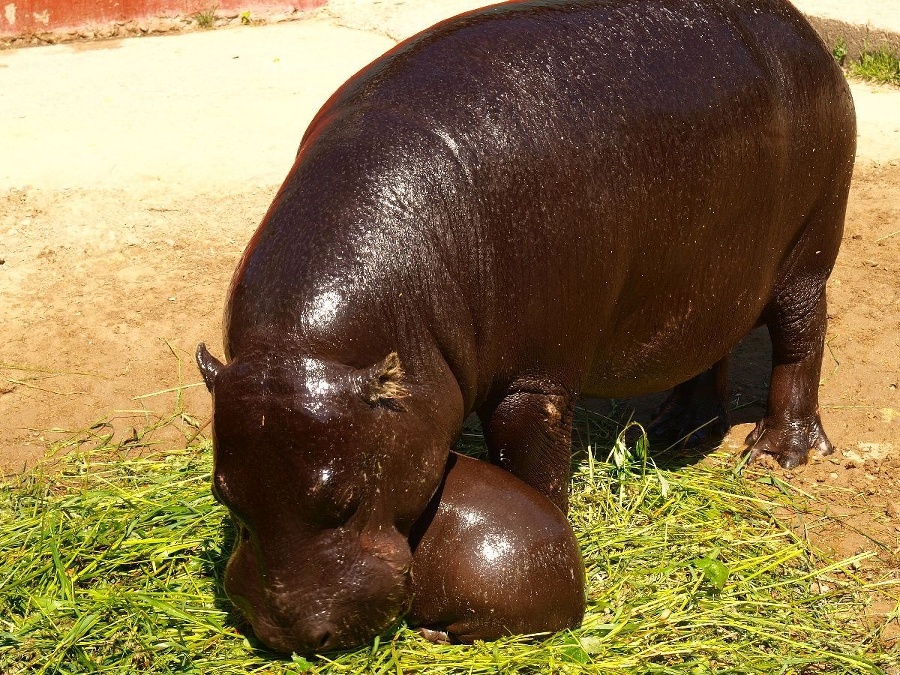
xmin=0 ymin=409 xmax=897 ymax=673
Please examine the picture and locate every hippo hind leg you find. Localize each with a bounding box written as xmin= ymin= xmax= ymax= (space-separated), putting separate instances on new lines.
xmin=747 ymin=277 xmax=834 ymax=469
xmin=480 ymin=387 xmax=575 ymax=514
xmin=647 ymin=359 xmax=730 ymax=449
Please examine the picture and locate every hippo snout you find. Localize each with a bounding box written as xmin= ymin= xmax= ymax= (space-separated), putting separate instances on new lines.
xmin=227 ymin=580 xmax=340 ymax=654
xmin=224 ymin=532 xmax=413 ymax=654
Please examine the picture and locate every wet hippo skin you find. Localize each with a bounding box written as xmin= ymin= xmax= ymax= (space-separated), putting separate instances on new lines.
xmin=195 ymin=0 xmax=855 ymax=654
xmin=408 ymin=452 xmax=585 ymax=643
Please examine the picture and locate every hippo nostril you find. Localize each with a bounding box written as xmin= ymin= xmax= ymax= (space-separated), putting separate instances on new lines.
xmin=312 ymin=628 xmax=332 ymax=652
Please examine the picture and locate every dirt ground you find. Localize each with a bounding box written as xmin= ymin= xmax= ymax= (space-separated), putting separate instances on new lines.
xmin=1 ymin=4 xmax=899 ymax=626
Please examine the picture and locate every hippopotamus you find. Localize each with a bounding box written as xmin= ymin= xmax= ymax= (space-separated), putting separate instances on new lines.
xmin=196 ymin=0 xmax=855 ymax=654
xmin=408 ymin=452 xmax=585 ymax=643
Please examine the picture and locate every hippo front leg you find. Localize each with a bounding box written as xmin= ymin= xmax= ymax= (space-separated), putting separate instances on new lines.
xmin=747 ymin=289 xmax=833 ymax=469
xmin=480 ymin=388 xmax=575 ymax=514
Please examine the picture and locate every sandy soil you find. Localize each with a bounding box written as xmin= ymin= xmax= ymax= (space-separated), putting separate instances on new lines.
xmin=1 ymin=3 xmax=899 ymax=626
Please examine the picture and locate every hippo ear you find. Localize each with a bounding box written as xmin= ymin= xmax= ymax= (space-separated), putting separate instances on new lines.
xmin=196 ymin=343 xmax=224 ymax=392
xmin=358 ymin=352 xmax=408 ymax=408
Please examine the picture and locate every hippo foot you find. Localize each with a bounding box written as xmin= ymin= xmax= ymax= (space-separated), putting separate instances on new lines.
xmin=646 ymin=397 xmax=729 ymax=449
xmin=415 ymin=625 xmax=482 ymax=644
xmin=744 ymin=417 xmax=833 ymax=469
xmin=417 ymin=626 xmax=451 ymax=644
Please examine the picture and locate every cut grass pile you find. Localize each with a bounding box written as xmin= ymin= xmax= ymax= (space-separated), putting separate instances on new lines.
xmin=0 ymin=411 xmax=897 ymax=673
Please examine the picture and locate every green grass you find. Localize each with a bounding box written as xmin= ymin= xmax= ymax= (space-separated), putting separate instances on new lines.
xmin=850 ymin=49 xmax=900 ymax=86
xmin=834 ymin=39 xmax=900 ymax=86
xmin=194 ymin=7 xmax=218 ymax=29
xmin=0 ymin=410 xmax=897 ymax=673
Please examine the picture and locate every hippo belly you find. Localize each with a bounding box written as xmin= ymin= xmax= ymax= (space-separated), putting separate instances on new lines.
xmin=199 ymin=0 xmax=855 ymax=655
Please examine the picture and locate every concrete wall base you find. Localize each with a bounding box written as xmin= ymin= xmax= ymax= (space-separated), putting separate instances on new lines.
xmin=0 ymin=1 xmax=326 ymax=43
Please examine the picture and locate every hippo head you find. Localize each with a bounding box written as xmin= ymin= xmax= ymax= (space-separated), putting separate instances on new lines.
xmin=196 ymin=344 xmax=451 ymax=654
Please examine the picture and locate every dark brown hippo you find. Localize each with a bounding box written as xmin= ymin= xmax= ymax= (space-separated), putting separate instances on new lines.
xmin=408 ymin=452 xmax=585 ymax=643
xmin=196 ymin=0 xmax=855 ymax=654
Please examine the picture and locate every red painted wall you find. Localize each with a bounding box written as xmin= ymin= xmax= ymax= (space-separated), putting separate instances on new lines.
xmin=0 ymin=0 xmax=327 ymax=36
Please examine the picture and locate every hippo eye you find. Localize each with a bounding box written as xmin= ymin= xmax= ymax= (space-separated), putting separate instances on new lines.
xmin=227 ymin=513 xmax=252 ymax=550
xmin=228 ymin=513 xmax=250 ymax=539
xmin=306 ymin=484 xmax=360 ymax=529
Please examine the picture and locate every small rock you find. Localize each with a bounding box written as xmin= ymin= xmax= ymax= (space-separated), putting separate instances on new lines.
xmin=828 ymin=472 xmax=838 ymax=480
xmin=886 ymin=503 xmax=900 ymax=519
xmin=851 ymin=234 xmax=862 ymax=240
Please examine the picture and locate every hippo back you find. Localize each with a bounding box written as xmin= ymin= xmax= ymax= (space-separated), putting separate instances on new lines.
xmin=226 ymin=0 xmax=854 ymax=406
